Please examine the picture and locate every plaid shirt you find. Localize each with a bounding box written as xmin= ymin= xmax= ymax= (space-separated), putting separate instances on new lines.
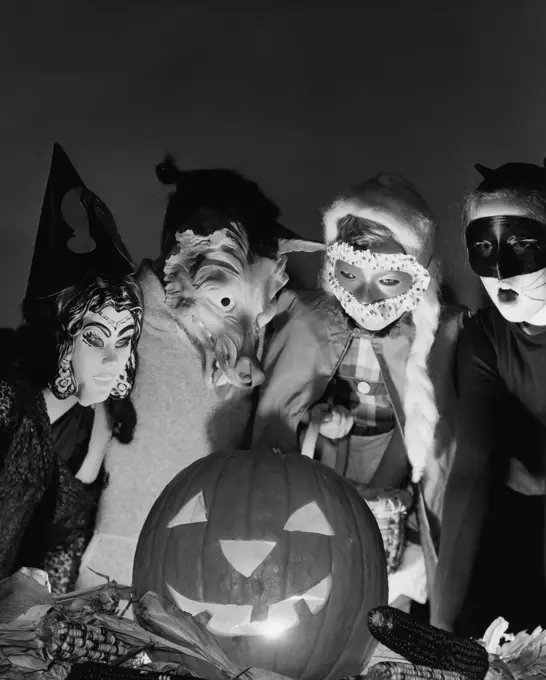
xmin=328 ymin=331 xmax=395 ymax=434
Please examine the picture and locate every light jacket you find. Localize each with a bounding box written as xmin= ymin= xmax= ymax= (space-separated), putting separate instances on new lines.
xmin=252 ymin=289 xmax=465 ymax=588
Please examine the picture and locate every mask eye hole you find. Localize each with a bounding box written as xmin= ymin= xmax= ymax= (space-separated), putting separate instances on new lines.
xmin=508 ymin=236 xmax=539 ymax=253
xmin=474 ymin=241 xmax=493 ymax=254
xmin=378 ymin=277 xmax=401 ymax=287
xmin=206 ymin=289 xmax=236 ymax=312
xmin=82 ymin=330 xmax=104 ymax=348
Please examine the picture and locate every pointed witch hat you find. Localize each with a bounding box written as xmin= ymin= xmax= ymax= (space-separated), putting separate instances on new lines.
xmin=25 ymin=143 xmax=135 ymax=300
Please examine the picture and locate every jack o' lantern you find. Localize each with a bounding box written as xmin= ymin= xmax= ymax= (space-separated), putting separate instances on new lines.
xmin=133 ymin=449 xmax=387 ymax=680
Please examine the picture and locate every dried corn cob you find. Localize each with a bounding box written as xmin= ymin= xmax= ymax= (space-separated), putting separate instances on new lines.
xmin=66 ymin=661 xmax=198 ymax=679
xmin=39 ymin=617 xmax=133 ymax=664
xmin=368 ymin=607 xmax=489 ymax=680
xmin=364 ymin=661 xmax=469 ymax=680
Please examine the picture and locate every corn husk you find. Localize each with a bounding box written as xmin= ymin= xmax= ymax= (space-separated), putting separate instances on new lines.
xmin=132 ymin=592 xmax=294 ymax=680
xmin=0 ymin=570 xmax=293 ymax=680
xmin=481 ymin=618 xmax=546 ymax=679
xmin=0 ymin=571 xmax=54 ymax=624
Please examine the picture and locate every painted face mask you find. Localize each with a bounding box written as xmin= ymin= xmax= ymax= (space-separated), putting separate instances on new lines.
xmin=325 ymin=241 xmax=430 ymax=331
xmin=55 ymin=305 xmax=136 ymax=406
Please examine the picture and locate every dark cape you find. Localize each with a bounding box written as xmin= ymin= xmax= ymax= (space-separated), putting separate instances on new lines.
xmin=433 ymin=306 xmax=546 ymax=635
xmin=0 ymin=328 xmax=107 ymax=593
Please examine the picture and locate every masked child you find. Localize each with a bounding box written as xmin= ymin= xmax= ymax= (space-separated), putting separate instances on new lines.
xmin=433 ymin=159 xmax=546 ymax=635
xmin=253 ymin=173 xmax=463 ymax=607
xmin=0 ymin=144 xmax=143 ymax=593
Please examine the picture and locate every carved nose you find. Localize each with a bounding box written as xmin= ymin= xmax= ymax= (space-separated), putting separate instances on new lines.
xmin=220 ymin=539 xmax=275 ymax=577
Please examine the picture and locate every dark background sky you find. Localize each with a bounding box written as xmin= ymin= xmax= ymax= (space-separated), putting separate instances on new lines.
xmin=1 ymin=0 xmax=545 ymax=324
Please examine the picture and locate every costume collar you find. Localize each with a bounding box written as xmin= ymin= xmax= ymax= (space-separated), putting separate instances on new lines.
xmin=137 ymin=259 xmax=179 ymax=334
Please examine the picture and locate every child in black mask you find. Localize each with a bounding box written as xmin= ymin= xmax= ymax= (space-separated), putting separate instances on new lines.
xmin=432 ymin=159 xmax=546 ymax=636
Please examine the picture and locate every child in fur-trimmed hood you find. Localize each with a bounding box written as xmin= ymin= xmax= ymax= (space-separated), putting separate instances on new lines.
xmin=252 ymin=173 xmax=465 ymax=609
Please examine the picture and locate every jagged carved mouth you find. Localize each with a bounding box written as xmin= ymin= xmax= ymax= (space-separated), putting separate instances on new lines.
xmin=167 ymin=574 xmax=332 ymax=638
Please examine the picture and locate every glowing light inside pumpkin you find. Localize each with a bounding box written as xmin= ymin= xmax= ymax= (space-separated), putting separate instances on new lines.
xmin=167 ymin=574 xmax=332 ymax=637
xmin=166 ymin=494 xmax=336 ymax=637
xmin=260 ymin=618 xmax=292 ymax=639
xmin=134 ymin=449 xmax=389 ymax=680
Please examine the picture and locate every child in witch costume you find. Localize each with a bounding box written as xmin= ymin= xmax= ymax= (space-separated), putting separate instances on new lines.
xmin=432 ymin=160 xmax=546 ymax=636
xmin=0 ymin=144 xmax=143 ymax=594
xmin=253 ymin=174 xmax=463 ymax=607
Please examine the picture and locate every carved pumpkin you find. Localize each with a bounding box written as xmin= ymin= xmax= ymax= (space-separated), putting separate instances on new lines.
xmin=133 ymin=449 xmax=387 ymax=680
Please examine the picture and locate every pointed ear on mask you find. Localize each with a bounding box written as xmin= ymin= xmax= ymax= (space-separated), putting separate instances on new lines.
xmin=277 ymin=238 xmax=325 ymax=254
xmin=474 ymin=163 xmax=492 ymax=179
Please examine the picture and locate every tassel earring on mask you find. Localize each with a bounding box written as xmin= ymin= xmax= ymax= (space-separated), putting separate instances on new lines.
xmin=52 ymin=357 xmax=77 ymax=399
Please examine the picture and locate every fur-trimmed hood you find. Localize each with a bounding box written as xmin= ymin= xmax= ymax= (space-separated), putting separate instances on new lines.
xmin=322 ymin=173 xmax=436 ymax=267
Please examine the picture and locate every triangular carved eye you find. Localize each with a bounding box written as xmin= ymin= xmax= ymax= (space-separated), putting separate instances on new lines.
xmin=168 ymin=491 xmax=207 ymax=528
xmin=283 ymin=501 xmax=334 ymax=536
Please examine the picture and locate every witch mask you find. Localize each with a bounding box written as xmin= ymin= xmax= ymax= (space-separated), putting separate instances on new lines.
xmin=54 ymin=306 xmax=135 ymax=405
xmin=52 ymin=278 xmax=143 ymax=405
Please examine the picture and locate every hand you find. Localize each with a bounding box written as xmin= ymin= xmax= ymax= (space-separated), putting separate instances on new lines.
xmin=315 ymin=403 xmax=354 ymax=440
